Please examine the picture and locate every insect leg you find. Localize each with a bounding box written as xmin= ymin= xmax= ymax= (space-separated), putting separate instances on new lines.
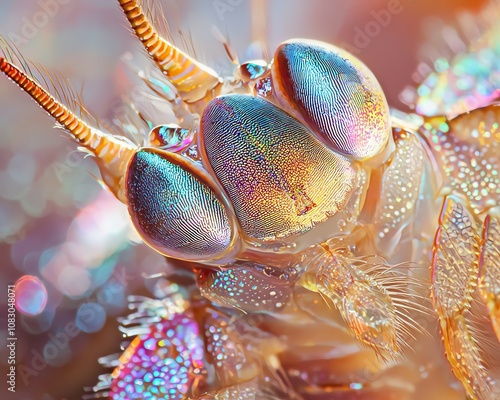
xmin=479 ymin=213 xmax=500 ymax=342
xmin=432 ymin=195 xmax=496 ymax=399
xmin=301 ymin=247 xmax=400 ymax=358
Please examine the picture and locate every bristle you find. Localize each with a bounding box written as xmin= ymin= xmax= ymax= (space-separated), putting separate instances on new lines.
xmin=118 ymin=315 xmax=161 ymax=326
xmin=212 ymin=25 xmax=240 ymax=65
xmin=0 ymin=42 xmax=136 ymax=202
xmin=97 ymin=354 xmax=123 ymax=368
xmin=120 ymin=51 xmax=200 ymax=135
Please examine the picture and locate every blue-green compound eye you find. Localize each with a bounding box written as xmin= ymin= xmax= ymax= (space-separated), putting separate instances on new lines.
xmin=125 ymin=148 xmax=235 ymax=262
xmin=272 ymin=39 xmax=391 ymax=160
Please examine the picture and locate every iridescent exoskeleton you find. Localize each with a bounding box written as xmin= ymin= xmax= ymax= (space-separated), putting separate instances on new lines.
xmin=2 ymin=0 xmax=500 ymax=399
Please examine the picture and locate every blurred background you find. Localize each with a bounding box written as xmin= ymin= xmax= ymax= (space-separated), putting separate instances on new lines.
xmin=0 ymin=0 xmax=489 ymax=398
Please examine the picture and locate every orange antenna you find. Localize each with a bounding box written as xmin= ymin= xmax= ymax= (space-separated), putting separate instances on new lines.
xmin=118 ymin=0 xmax=221 ymax=103
xmin=0 ymin=58 xmax=135 ymax=203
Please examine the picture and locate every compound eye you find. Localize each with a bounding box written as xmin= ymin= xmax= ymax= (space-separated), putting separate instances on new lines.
xmin=148 ymin=124 xmax=192 ymax=152
xmin=201 ymin=94 xmax=356 ymax=241
xmin=125 ymin=148 xmax=235 ymax=262
xmin=272 ymin=39 xmax=391 ymax=160
xmin=236 ymin=59 xmax=269 ymax=82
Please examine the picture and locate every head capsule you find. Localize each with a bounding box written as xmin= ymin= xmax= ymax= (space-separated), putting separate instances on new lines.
xmin=124 ymin=147 xmax=239 ymax=263
xmin=271 ymin=39 xmax=393 ymax=163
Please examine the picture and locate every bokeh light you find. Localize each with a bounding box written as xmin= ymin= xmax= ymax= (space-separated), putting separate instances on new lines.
xmin=14 ymin=274 xmax=48 ymax=316
xmin=75 ymin=302 xmax=107 ymax=333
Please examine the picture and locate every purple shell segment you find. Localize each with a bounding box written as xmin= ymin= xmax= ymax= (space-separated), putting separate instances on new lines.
xmin=109 ymin=312 xmax=206 ymax=399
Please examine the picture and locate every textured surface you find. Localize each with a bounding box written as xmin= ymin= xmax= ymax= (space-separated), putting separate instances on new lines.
xmin=432 ymin=197 xmax=479 ymax=315
xmin=109 ymin=311 xmax=206 ymax=399
xmin=272 ymin=40 xmax=390 ymax=159
xmin=479 ymin=214 xmax=500 ymax=341
xmin=126 ymin=149 xmax=233 ymax=260
xmin=198 ymin=262 xmax=296 ymax=314
xmin=431 ymin=196 xmax=495 ymax=398
xmin=203 ymin=309 xmax=259 ymax=387
xmin=374 ymin=129 xmax=425 ymax=254
xmin=201 ymin=94 xmax=356 ymax=241
xmin=423 ymin=105 xmax=500 ymax=214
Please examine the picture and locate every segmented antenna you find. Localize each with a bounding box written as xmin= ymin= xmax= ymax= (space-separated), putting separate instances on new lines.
xmin=118 ymin=0 xmax=221 ymax=103
xmin=0 ymin=58 xmax=135 ymax=202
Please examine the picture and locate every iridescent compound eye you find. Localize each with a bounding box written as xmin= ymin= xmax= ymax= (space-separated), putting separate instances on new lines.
xmin=272 ymin=39 xmax=391 ymax=160
xmin=148 ymin=124 xmax=192 ymax=152
xmin=236 ymin=59 xmax=269 ymax=82
xmin=125 ymin=148 xmax=236 ymax=262
xmin=201 ymin=94 xmax=356 ymax=241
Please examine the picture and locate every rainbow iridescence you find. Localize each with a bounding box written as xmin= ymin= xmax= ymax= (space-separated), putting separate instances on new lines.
xmin=272 ymin=40 xmax=391 ymax=160
xmin=109 ymin=304 xmax=205 ymax=399
xmin=3 ymin=1 xmax=500 ymax=398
